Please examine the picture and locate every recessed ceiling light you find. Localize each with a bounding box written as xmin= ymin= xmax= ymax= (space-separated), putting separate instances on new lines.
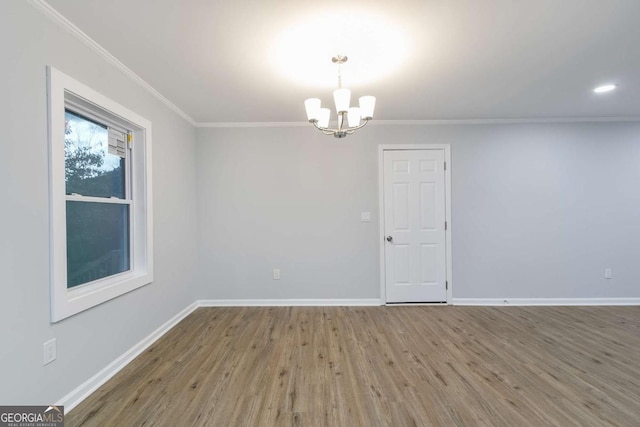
xmin=593 ymin=84 xmax=617 ymax=94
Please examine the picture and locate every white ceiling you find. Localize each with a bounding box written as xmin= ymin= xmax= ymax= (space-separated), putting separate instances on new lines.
xmin=46 ymin=0 xmax=640 ymax=123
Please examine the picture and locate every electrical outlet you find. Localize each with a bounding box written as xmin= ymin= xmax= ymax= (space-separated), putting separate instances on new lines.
xmin=605 ymin=268 xmax=613 ymax=279
xmin=43 ymin=338 xmax=57 ymax=365
xmin=273 ymin=269 xmax=281 ymax=280
xmin=361 ymin=212 xmax=372 ymax=222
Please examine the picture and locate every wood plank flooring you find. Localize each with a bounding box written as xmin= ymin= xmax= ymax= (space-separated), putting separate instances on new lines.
xmin=66 ymin=306 xmax=640 ymax=426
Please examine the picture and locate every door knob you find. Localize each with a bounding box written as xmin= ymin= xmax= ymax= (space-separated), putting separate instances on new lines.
xmin=386 ymin=236 xmax=393 ymax=242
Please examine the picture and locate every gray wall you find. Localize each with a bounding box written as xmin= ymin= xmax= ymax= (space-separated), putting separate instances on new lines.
xmin=195 ymin=123 xmax=640 ymax=300
xmin=0 ymin=2 xmax=199 ymax=404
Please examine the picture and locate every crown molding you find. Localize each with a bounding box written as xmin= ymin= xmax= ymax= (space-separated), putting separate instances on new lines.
xmin=28 ymin=0 xmax=197 ymax=126
xmin=195 ymin=121 xmax=309 ymax=128
xmin=371 ymin=117 xmax=640 ymax=125
xmin=194 ymin=116 xmax=640 ymax=129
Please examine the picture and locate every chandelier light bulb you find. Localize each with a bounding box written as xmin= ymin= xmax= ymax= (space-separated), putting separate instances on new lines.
xmin=304 ymin=98 xmax=321 ymax=122
xmin=333 ymin=88 xmax=351 ymax=113
xmin=318 ymin=108 xmax=331 ymax=128
xmin=359 ymin=96 xmax=376 ymax=120
xmin=348 ymin=107 xmax=361 ymax=128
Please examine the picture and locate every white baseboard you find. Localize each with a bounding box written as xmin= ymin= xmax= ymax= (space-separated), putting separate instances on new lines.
xmin=197 ymin=299 xmax=382 ymax=307
xmin=452 ymin=298 xmax=640 ymax=306
xmin=58 ymin=302 xmax=199 ymax=412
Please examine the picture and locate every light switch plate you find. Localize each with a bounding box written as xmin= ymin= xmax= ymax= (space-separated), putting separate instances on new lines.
xmin=605 ymin=268 xmax=613 ymax=279
xmin=361 ymin=212 xmax=372 ymax=222
xmin=43 ymin=338 xmax=56 ymax=365
xmin=273 ymin=269 xmax=281 ymax=280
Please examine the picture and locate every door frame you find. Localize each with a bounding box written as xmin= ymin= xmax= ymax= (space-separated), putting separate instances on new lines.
xmin=378 ymin=144 xmax=453 ymax=305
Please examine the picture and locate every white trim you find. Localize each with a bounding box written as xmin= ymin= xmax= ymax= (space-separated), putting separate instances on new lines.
xmin=452 ymin=298 xmax=640 ymax=306
xmin=378 ymin=144 xmax=453 ymax=305
xmin=65 ymin=195 xmax=131 ymax=205
xmin=193 ymin=117 xmax=640 ymax=129
xmin=195 ymin=122 xmax=309 ymax=128
xmin=57 ymin=302 xmax=198 ymax=412
xmin=370 ymin=117 xmax=640 ymax=125
xmin=197 ymin=299 xmax=381 ymax=307
xmin=378 ymin=149 xmax=385 ymax=305
xmin=48 ymin=66 xmax=154 ymax=322
xmin=28 ymin=0 xmax=195 ymax=126
xmin=384 ymin=302 xmax=448 ymax=306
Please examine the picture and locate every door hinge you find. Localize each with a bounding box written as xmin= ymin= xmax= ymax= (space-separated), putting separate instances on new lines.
xmin=127 ymin=132 xmax=133 ymax=149
xmin=444 ymin=161 xmax=447 ymax=171
xmin=446 ymin=281 xmax=448 ymax=290
xmin=445 ymin=221 xmax=448 ymax=231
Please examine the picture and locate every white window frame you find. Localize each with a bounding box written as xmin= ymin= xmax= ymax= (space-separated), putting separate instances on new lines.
xmin=47 ymin=66 xmax=153 ymax=322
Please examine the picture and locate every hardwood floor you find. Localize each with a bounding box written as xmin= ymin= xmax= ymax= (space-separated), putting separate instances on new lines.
xmin=66 ymin=306 xmax=640 ymax=426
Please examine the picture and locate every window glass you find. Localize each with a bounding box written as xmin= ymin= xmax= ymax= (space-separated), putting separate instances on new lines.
xmin=65 ymin=110 xmax=126 ymax=199
xmin=66 ymin=201 xmax=130 ymax=288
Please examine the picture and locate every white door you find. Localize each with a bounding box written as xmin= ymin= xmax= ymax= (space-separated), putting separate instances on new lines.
xmin=383 ymin=149 xmax=447 ymax=303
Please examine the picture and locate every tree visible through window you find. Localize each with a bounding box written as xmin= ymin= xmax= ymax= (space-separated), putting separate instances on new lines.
xmin=64 ymin=111 xmax=130 ymax=288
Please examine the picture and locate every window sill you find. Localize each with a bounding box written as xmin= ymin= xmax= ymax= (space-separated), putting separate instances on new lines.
xmin=53 ymin=270 xmax=153 ymax=322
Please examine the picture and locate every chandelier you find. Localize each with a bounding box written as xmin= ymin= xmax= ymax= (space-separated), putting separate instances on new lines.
xmin=304 ymin=55 xmax=376 ymax=138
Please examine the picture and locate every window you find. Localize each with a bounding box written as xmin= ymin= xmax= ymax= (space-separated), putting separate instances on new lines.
xmin=48 ymin=67 xmax=153 ymax=322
